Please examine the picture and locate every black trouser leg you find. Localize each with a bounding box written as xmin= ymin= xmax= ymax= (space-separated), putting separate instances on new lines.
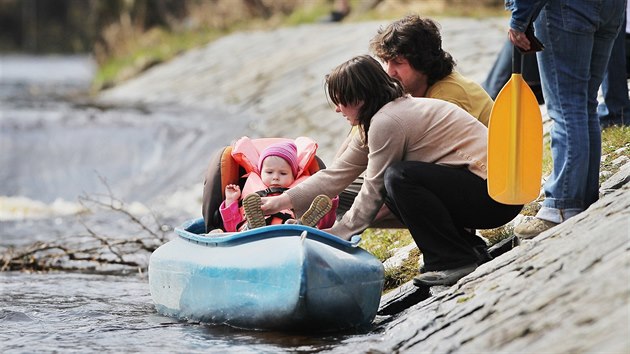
xmin=383 ymin=161 xmax=522 ymax=271
xmin=336 ymin=176 xmax=363 ymax=218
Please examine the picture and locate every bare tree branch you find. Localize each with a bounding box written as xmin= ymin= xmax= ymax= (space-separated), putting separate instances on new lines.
xmin=2 ymin=176 xmax=172 ymax=273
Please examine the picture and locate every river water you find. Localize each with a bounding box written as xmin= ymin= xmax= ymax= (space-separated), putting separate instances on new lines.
xmin=0 ymin=55 xmax=355 ymax=353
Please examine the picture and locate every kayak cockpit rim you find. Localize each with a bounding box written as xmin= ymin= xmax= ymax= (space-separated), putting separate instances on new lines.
xmin=175 ymin=218 xmax=362 ymax=248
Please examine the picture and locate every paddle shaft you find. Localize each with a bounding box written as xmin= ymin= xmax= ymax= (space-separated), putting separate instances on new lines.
xmin=512 ymin=45 xmax=522 ymax=74
xmin=509 ymin=46 xmax=522 ymax=200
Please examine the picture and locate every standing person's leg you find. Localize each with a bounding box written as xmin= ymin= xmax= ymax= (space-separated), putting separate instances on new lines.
xmin=599 ymin=15 xmax=630 ymax=127
xmin=522 ymin=52 xmax=544 ymax=104
xmin=482 ymin=39 xmax=513 ymax=99
xmin=586 ymin=13 xmax=624 ymax=206
xmin=383 ymin=161 xmax=522 ymax=285
xmin=517 ymin=1 xmax=623 ymax=238
xmin=336 ymin=176 xmax=362 ymax=217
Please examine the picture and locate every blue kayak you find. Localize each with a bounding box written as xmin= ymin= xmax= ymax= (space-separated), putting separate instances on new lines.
xmin=148 ymin=218 xmax=385 ymax=332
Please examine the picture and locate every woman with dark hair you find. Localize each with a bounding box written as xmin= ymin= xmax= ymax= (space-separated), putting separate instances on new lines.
xmin=260 ymin=55 xmax=522 ymax=286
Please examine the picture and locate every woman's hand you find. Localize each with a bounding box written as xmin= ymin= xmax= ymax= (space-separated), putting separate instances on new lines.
xmin=260 ymin=193 xmax=292 ymax=214
xmin=508 ymin=28 xmax=530 ymax=52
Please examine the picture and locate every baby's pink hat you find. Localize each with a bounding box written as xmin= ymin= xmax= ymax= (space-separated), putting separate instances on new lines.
xmin=258 ymin=141 xmax=299 ymax=177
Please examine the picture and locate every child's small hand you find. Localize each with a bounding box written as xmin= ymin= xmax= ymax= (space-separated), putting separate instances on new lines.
xmin=225 ymin=184 xmax=241 ymax=206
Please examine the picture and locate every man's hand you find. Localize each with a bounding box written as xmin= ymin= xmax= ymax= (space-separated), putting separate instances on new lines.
xmin=508 ymin=28 xmax=531 ymax=51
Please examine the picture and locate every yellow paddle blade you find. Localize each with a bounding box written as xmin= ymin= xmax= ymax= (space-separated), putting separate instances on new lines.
xmin=487 ymin=73 xmax=543 ymax=205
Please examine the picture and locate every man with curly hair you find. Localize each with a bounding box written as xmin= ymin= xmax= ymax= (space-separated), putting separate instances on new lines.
xmin=369 ymin=14 xmax=493 ymax=126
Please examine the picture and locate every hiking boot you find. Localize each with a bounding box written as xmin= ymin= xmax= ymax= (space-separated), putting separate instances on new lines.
xmin=412 ymin=264 xmax=477 ymax=287
xmin=514 ymin=217 xmax=558 ymax=239
xmin=242 ymin=193 xmax=266 ymax=229
xmin=300 ymin=195 xmax=332 ymax=227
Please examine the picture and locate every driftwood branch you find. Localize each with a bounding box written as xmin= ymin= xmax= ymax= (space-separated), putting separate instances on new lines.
xmin=77 ymin=173 xmax=169 ymax=243
xmin=1 ymin=176 xmax=172 ymax=273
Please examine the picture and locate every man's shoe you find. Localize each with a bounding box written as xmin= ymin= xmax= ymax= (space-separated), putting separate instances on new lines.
xmin=514 ymin=217 xmax=558 ymax=239
xmin=413 ymin=264 xmax=477 ymax=287
xmin=242 ymin=194 xmax=266 ymax=229
xmin=300 ymin=195 xmax=332 ymax=227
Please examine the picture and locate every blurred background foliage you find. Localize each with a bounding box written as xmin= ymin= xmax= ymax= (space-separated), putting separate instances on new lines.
xmin=0 ymin=0 xmax=504 ymax=90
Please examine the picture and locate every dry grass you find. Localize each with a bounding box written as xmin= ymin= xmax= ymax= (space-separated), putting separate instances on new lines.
xmin=382 ymin=248 xmax=420 ymax=292
xmin=360 ymin=228 xmax=413 ymax=262
xmin=600 ymin=125 xmax=630 ymax=182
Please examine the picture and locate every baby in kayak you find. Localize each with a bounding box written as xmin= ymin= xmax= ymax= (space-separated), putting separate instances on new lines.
xmin=211 ymin=141 xmax=336 ymax=233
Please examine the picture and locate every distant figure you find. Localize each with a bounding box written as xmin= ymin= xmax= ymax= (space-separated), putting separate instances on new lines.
xmin=321 ymin=0 xmax=350 ymax=22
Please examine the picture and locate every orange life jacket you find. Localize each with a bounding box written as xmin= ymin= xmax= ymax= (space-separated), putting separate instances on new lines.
xmin=231 ymin=136 xmax=320 ymax=228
